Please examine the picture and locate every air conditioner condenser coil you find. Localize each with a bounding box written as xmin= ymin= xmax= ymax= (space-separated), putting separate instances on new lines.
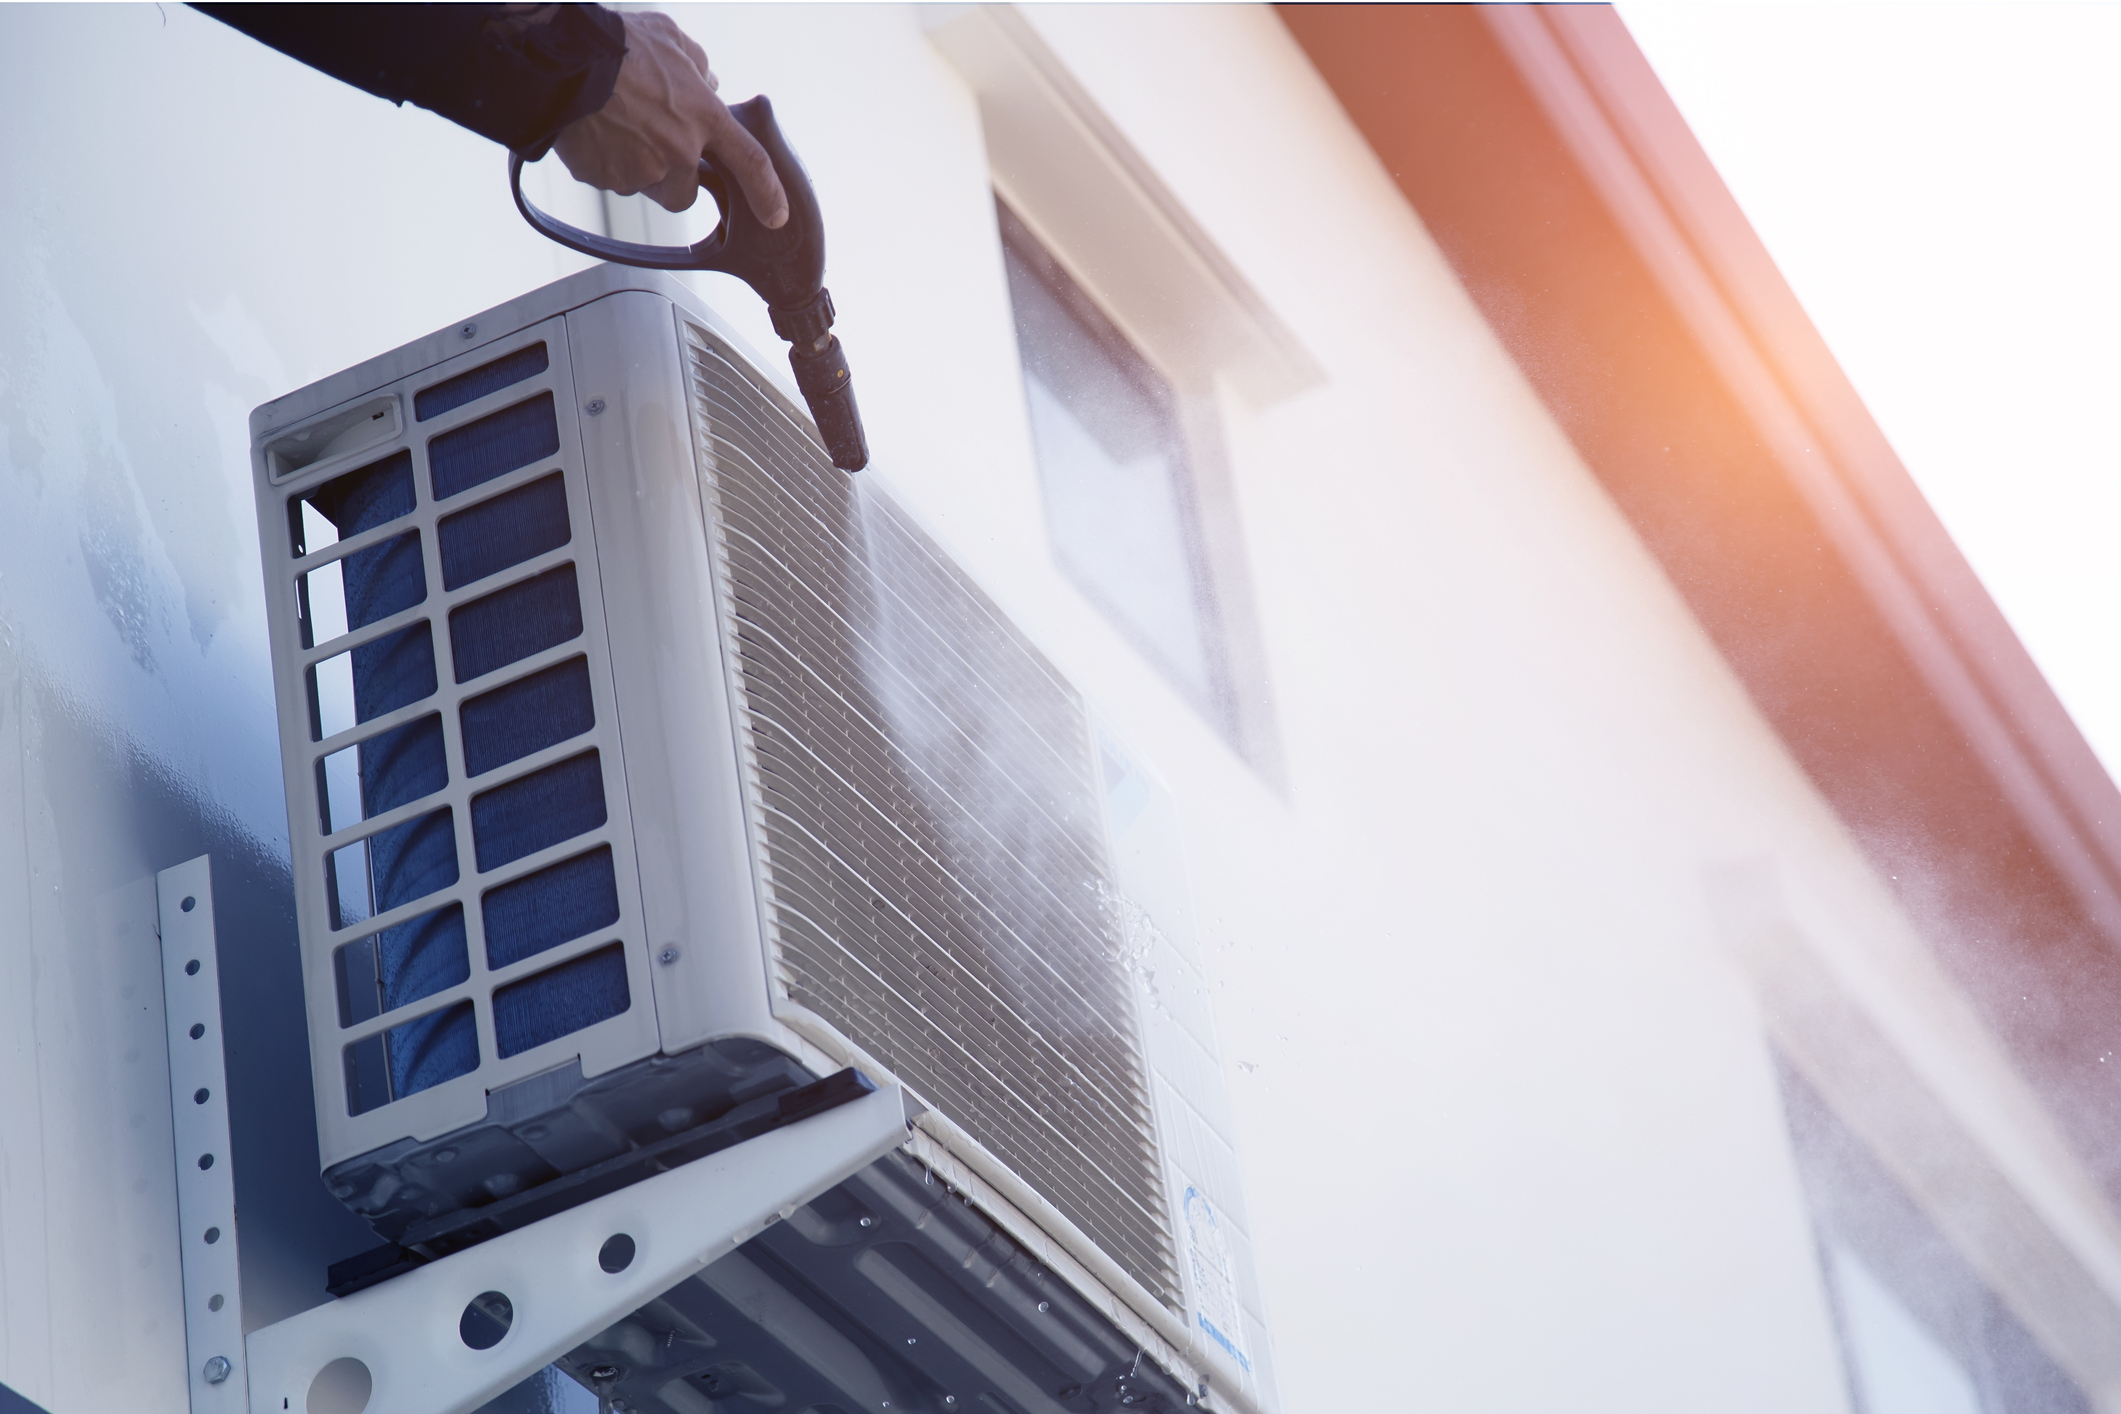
xmin=247 ymin=266 xmax=1275 ymax=1412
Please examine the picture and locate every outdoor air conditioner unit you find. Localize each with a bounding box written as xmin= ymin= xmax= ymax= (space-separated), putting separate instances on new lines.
xmin=248 ymin=265 xmax=1274 ymax=1414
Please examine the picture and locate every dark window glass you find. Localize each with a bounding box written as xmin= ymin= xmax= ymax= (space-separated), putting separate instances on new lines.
xmin=1777 ymin=1059 xmax=2090 ymax=1414
xmin=998 ymin=199 xmax=1226 ymax=717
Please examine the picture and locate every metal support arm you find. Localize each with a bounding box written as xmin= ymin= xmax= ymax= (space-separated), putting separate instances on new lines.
xmin=156 ymin=858 xmax=911 ymax=1414
xmin=248 ymin=1079 xmax=907 ymax=1414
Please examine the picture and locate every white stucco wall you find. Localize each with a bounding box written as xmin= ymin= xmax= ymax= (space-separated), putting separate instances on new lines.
xmin=0 ymin=4 xmax=2013 ymax=1412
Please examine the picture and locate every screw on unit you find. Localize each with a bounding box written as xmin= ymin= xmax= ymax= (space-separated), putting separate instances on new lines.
xmin=589 ymin=1364 xmax=623 ymax=1414
xmin=658 ymin=945 xmax=679 ymax=964
xmin=586 ymin=398 xmax=608 ymax=417
xmin=202 ymin=1356 xmax=231 ymax=1385
xmin=460 ymin=322 xmax=478 ymax=340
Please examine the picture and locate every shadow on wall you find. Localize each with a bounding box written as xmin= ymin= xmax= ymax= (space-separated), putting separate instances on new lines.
xmin=16 ymin=664 xmax=379 ymax=1332
xmin=0 ymin=1378 xmax=51 ymax=1414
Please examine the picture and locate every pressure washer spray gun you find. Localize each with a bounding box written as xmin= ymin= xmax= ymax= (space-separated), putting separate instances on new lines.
xmin=508 ymin=95 xmax=869 ymax=472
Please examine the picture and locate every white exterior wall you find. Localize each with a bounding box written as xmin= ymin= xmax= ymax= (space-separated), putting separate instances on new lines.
xmin=0 ymin=4 xmax=2083 ymax=1413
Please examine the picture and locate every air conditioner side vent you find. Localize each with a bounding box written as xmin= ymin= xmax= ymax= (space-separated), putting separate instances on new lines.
xmin=682 ymin=325 xmax=1182 ymax=1310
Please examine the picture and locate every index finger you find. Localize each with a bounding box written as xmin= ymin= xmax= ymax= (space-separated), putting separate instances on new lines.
xmin=704 ymin=101 xmax=790 ymax=230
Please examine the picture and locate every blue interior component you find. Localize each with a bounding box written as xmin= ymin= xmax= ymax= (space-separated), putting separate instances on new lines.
xmin=450 ymin=564 xmax=584 ymax=683
xmin=438 ymin=473 xmax=572 ymax=590
xmin=345 ymin=623 xmax=438 ymax=729
xmin=363 ymin=807 xmax=459 ymax=919
xmin=460 ymin=657 xmax=595 ymax=777
xmin=295 ymin=438 xmax=476 ymax=1100
xmin=471 ymin=751 xmax=607 ymax=873
xmin=362 ymin=805 xmax=471 ymax=1097
xmin=482 ymin=847 xmax=621 ymax=970
xmin=416 ymin=343 xmax=548 ymax=422
xmin=493 ymin=943 xmax=628 ymax=1058
xmin=335 ymin=935 xmax=383 ymax=1027
xmin=384 ymin=1000 xmax=480 ymax=1101
xmin=332 ymin=902 xmax=470 ymax=1027
xmin=331 ymin=531 xmax=425 ymax=643
xmin=377 ymin=901 xmax=470 ymax=1016
xmin=352 ymin=714 xmax=447 ymax=819
xmin=429 ymin=393 xmax=560 ymax=501
xmin=289 ymin=448 xmax=414 ymax=556
xmin=312 ymin=417 xmax=609 ymax=1115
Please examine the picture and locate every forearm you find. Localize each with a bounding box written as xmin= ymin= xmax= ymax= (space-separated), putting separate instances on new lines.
xmin=193 ymin=3 xmax=627 ymax=157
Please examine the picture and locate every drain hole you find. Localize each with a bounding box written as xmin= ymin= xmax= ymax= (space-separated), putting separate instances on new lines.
xmin=598 ymin=1233 xmax=636 ymax=1273
xmin=307 ymin=1356 xmax=371 ymax=1414
xmin=460 ymin=1291 xmax=513 ymax=1350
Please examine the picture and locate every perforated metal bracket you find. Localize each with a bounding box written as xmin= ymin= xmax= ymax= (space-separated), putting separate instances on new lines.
xmin=244 ymin=1075 xmax=910 ymax=1414
xmin=160 ymin=856 xmax=250 ymax=1412
xmin=157 ymin=860 xmax=911 ymax=1414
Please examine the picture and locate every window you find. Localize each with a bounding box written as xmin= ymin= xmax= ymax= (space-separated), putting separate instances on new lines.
xmin=998 ymin=199 xmax=1233 ymax=732
xmin=1776 ymin=1060 xmax=2089 ymax=1414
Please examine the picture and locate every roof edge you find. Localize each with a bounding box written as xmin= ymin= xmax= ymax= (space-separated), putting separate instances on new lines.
xmin=1278 ymin=1 xmax=2121 ymax=1202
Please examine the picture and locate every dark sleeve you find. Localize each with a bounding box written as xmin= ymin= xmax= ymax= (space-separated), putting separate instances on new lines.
xmin=193 ymin=4 xmax=627 ymax=158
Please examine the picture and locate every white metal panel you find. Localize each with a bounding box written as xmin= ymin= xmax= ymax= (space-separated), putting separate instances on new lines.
xmin=565 ymin=291 xmax=787 ymax=1057
xmin=245 ymin=1083 xmax=909 ymax=1414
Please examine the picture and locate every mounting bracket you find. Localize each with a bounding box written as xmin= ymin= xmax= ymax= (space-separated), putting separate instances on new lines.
xmin=160 ymin=856 xmax=248 ymax=1413
xmin=156 ymin=857 xmax=912 ymax=1414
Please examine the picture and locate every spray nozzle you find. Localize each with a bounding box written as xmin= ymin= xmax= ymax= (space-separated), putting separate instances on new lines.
xmin=509 ymin=95 xmax=869 ymax=472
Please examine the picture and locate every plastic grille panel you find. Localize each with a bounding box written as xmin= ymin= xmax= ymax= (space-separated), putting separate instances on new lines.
xmin=262 ymin=318 xmax=656 ymax=1156
xmin=681 ymin=324 xmax=1181 ymax=1309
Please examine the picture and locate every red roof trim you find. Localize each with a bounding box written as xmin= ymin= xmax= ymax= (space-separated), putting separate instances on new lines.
xmin=1280 ymin=3 xmax=2121 ymax=1187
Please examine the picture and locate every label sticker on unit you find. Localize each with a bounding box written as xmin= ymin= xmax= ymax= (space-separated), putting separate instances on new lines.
xmin=1183 ymin=1186 xmax=1251 ymax=1372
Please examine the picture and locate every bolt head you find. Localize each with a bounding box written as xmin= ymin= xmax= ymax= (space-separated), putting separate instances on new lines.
xmin=460 ymin=322 xmax=478 ymax=339
xmin=586 ymin=398 xmax=608 ymax=417
xmin=658 ymin=946 xmax=679 ymax=964
xmin=202 ymin=1356 xmax=231 ymax=1385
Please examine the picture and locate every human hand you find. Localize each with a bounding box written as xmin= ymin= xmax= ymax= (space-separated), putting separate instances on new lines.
xmin=551 ymin=11 xmax=788 ymax=228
